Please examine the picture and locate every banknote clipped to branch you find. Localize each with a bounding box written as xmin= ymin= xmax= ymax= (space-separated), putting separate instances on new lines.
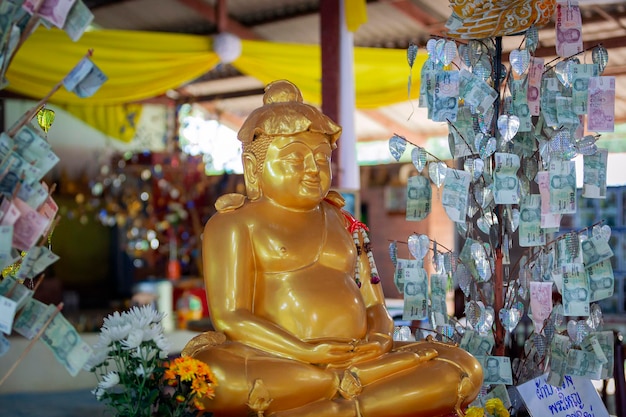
xmin=388 ymin=0 xmax=615 ymax=415
xmin=0 ymin=0 xmax=105 ymax=384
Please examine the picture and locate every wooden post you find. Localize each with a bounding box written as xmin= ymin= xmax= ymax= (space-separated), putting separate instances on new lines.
xmin=320 ymin=0 xmax=342 ymax=187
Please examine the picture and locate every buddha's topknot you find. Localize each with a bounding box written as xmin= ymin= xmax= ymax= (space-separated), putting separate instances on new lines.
xmin=263 ymin=80 xmax=303 ymax=105
xmin=237 ymin=80 xmax=341 ymax=148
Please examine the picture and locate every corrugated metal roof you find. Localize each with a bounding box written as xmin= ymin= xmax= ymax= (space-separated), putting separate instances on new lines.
xmin=57 ymin=0 xmax=626 ymax=141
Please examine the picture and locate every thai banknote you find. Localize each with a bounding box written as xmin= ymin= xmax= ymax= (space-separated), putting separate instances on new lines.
xmin=17 ymin=180 xmax=49 ymax=209
xmin=581 ymin=334 xmax=607 ymax=366
xmin=23 ymin=0 xmax=76 ymax=29
xmin=432 ymin=70 xmax=459 ymax=122
xmin=0 ymin=1 xmax=21 ymax=77
xmin=429 ymin=273 xmax=448 ymax=326
xmin=460 ymin=329 xmax=495 ymax=357
xmin=12 ymin=298 xmax=55 ymax=339
xmin=587 ymin=76 xmax=616 ymax=132
xmin=14 ymin=125 xmax=59 ymax=180
xmin=536 ymin=171 xmax=561 ymax=229
xmin=582 ymin=148 xmax=608 ymax=199
xmin=0 ymin=153 xmax=42 ymax=195
xmin=493 ymin=153 xmax=520 ymax=205
xmin=556 ymin=1 xmax=583 ymax=58
xmin=38 ymin=190 xmax=58 ymax=236
xmin=441 ymin=168 xmax=470 ymax=223
xmin=12 ymin=197 xmax=50 ymax=251
xmin=459 ymin=238 xmax=481 ymax=281
xmin=527 ymin=57 xmax=544 ymax=116
xmin=13 ymin=124 xmax=51 ymax=152
xmin=0 ymin=275 xmax=33 ymax=311
xmin=540 ymin=77 xmax=561 ymax=128
xmin=0 ymin=23 xmax=19 ymax=82
xmin=556 ymin=96 xmax=578 ymax=128
xmin=63 ymin=56 xmax=108 ymax=98
xmin=0 ymin=1 xmax=21 ymax=47
xmin=0 ymin=295 xmax=18 ymax=334
xmin=0 ymin=224 xmax=12 ymax=269
xmin=547 ymin=334 xmax=571 ymax=386
xmin=581 ymin=235 xmax=613 ymax=268
xmin=0 ymin=332 xmax=9 ymax=356
xmin=0 ymin=132 xmax=11 ymax=157
xmin=15 ymin=246 xmax=59 ymax=280
xmin=41 ymin=311 xmax=92 ymax=376
xmin=480 ymin=356 xmax=513 ymax=385
xmin=406 ymin=175 xmax=431 ymax=221
xmin=549 ymin=159 xmax=577 ymax=214
xmin=555 ymin=233 xmax=582 ymax=269
xmin=394 ymin=259 xmax=420 ymax=294
xmin=587 ymin=260 xmax=614 ymax=302
xmin=529 ymin=281 xmax=553 ymax=333
xmin=572 ymin=64 xmax=599 ymax=115
xmin=0 ymin=198 xmax=20 ymax=226
xmin=419 ymin=59 xmax=437 ymax=113
xmin=62 ymin=0 xmax=93 ymax=41
xmin=459 ymin=69 xmax=497 ymax=114
xmin=538 ymin=249 xmax=556 ymax=282
xmin=402 ymin=266 xmax=428 ymax=321
xmin=448 ymin=107 xmax=475 ymax=158
xmin=565 ymin=349 xmax=602 ymax=379
xmin=482 ymin=384 xmax=512 ymax=410
xmin=519 ymin=194 xmax=545 ymax=247
xmin=561 ymin=263 xmax=590 ymax=316
xmin=511 ymin=79 xmax=532 ymax=132
xmin=593 ymin=331 xmax=614 ymax=379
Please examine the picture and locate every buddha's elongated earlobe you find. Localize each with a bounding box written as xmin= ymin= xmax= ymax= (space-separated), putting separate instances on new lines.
xmin=243 ymin=153 xmax=261 ymax=201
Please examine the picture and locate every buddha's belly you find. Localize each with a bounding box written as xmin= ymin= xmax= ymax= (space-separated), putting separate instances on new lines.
xmin=257 ymin=267 xmax=368 ymax=341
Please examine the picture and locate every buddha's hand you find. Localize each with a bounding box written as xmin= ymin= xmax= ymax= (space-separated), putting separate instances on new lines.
xmin=305 ymin=340 xmax=359 ymax=365
xmin=350 ymin=339 xmax=387 ymax=363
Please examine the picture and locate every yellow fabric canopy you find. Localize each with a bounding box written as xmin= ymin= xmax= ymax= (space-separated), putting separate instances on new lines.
xmin=6 ymin=27 xmax=426 ymax=141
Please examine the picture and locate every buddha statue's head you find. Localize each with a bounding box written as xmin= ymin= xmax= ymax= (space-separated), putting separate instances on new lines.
xmin=238 ymin=80 xmax=342 ymax=201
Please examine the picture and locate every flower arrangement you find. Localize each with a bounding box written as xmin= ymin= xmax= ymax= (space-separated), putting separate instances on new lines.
xmin=465 ymin=398 xmax=510 ymax=417
xmin=161 ymin=356 xmax=217 ymax=415
xmin=85 ymin=305 xmax=217 ymax=417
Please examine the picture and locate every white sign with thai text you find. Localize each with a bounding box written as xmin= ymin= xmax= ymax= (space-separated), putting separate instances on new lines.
xmin=516 ymin=373 xmax=609 ymax=417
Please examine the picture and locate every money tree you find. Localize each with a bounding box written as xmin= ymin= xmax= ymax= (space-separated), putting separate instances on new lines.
xmin=387 ymin=0 xmax=617 ymax=413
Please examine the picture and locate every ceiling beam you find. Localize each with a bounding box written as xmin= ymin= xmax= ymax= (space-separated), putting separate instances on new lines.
xmin=176 ymin=87 xmax=265 ymax=104
xmin=198 ymin=102 xmax=248 ymax=132
xmin=359 ymin=109 xmax=438 ymax=145
xmin=389 ymin=0 xmax=449 ymax=36
xmin=175 ymin=0 xmax=260 ymax=39
xmin=387 ymin=0 xmax=440 ymax=26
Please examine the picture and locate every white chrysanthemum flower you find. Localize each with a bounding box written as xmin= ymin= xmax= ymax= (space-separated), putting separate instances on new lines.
xmin=132 ymin=345 xmax=158 ymax=362
xmin=154 ymin=333 xmax=171 ymax=357
xmin=127 ymin=305 xmax=164 ymax=328
xmin=142 ymin=322 xmax=163 ymax=342
xmin=121 ymin=328 xmax=144 ymax=350
xmin=84 ymin=346 xmax=110 ymax=370
xmin=135 ymin=364 xmax=155 ymax=377
xmin=97 ymin=330 xmax=112 ymax=347
xmin=103 ymin=323 xmax=133 ymax=342
xmin=102 ymin=311 xmax=128 ymax=328
xmin=98 ymin=371 xmax=120 ymax=389
xmin=92 ymin=387 xmax=106 ymax=400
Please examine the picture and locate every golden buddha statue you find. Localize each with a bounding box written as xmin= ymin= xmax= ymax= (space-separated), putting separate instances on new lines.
xmin=182 ymin=80 xmax=483 ymax=417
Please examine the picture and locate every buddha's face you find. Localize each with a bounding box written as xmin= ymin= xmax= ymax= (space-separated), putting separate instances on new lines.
xmin=260 ymin=131 xmax=332 ymax=210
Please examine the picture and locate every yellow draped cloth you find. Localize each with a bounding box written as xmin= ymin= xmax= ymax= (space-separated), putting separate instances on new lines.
xmin=6 ymin=27 xmax=426 ymax=142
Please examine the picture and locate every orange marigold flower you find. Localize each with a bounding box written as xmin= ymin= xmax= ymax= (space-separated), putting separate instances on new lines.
xmin=175 ymin=394 xmax=186 ymax=403
xmin=164 ymin=368 xmax=176 ymax=381
xmin=192 ymin=396 xmax=207 ymax=411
